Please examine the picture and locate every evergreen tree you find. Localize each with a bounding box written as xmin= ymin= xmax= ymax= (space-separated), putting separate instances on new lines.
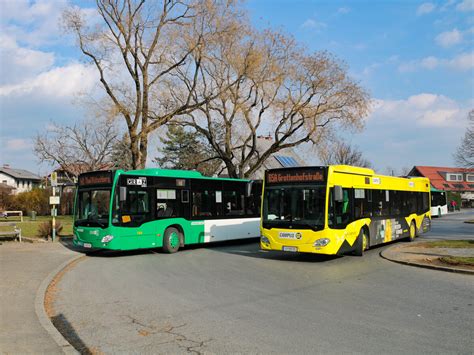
xmin=111 ymin=134 xmax=134 ymax=171
xmin=154 ymin=125 xmax=220 ymax=176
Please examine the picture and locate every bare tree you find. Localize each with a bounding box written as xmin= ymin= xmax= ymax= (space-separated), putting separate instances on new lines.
xmin=454 ymin=110 xmax=474 ymax=168
xmin=319 ymin=141 xmax=372 ymax=168
xmin=175 ymin=28 xmax=370 ymax=178
xmin=63 ymin=0 xmax=244 ymax=169
xmin=34 ymin=118 xmax=118 ymax=178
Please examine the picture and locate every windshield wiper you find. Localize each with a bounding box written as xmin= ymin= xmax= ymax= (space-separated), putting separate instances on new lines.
xmin=87 ymin=215 xmax=106 ymax=228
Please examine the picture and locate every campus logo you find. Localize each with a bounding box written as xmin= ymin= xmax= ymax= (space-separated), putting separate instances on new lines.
xmin=296 ymin=232 xmax=302 ymax=239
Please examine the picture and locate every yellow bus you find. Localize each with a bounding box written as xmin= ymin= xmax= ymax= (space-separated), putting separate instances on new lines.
xmin=260 ymin=165 xmax=431 ymax=256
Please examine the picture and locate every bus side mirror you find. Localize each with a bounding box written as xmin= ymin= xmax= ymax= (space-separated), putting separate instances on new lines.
xmin=246 ymin=181 xmax=253 ymax=197
xmin=119 ymin=186 xmax=127 ymax=201
xmin=334 ymin=185 xmax=343 ymax=202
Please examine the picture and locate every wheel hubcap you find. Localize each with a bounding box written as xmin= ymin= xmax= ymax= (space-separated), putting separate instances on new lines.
xmin=169 ymin=232 xmax=179 ymax=248
xmin=362 ymin=233 xmax=368 ymax=250
xmin=410 ymin=224 xmax=415 ymax=239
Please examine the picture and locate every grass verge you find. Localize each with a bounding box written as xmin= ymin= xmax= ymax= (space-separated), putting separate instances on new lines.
xmin=439 ymin=256 xmax=474 ymax=267
xmin=416 ymin=240 xmax=474 ymax=249
xmin=0 ymin=215 xmax=73 ymax=238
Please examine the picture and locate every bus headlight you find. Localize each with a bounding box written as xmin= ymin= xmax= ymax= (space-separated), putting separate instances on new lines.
xmin=261 ymin=236 xmax=270 ymax=245
xmin=314 ymin=238 xmax=330 ymax=247
xmin=101 ymin=235 xmax=114 ymax=243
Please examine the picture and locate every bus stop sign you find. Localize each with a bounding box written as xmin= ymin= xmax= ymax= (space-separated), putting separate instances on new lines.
xmin=51 ymin=172 xmax=58 ymax=187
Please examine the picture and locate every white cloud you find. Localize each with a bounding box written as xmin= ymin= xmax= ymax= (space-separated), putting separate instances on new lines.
xmin=420 ymin=56 xmax=439 ymax=69
xmin=417 ymin=2 xmax=436 ymax=15
xmin=419 ymin=109 xmax=459 ymax=126
xmin=301 ymin=19 xmax=327 ymax=31
xmin=448 ymin=51 xmax=474 ymax=70
xmin=369 ymin=93 xmax=465 ymax=128
xmin=0 ymin=63 xmax=98 ymax=98
xmin=0 ymin=34 xmax=55 ymax=84
xmin=0 ymin=0 xmax=69 ymax=47
xmin=5 ymin=138 xmax=31 ymax=152
xmin=337 ymin=7 xmax=351 ymax=14
xmin=398 ymin=51 xmax=473 ymax=72
xmin=456 ymin=0 xmax=474 ymax=12
xmin=440 ymin=0 xmax=458 ymax=11
xmin=350 ymin=93 xmax=470 ymax=171
xmin=407 ymin=93 xmax=439 ymax=109
xmin=361 ymin=63 xmax=381 ymax=76
xmin=436 ymin=28 xmax=463 ymax=47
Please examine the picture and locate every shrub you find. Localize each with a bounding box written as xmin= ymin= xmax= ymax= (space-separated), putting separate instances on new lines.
xmin=9 ymin=188 xmax=50 ymax=215
xmin=38 ymin=221 xmax=63 ymax=239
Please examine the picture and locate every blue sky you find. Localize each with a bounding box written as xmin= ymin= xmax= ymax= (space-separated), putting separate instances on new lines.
xmin=0 ymin=0 xmax=473 ymax=176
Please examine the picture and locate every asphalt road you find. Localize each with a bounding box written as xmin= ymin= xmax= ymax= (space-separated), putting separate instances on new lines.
xmin=53 ymin=212 xmax=474 ymax=354
xmin=424 ymin=209 xmax=474 ymax=240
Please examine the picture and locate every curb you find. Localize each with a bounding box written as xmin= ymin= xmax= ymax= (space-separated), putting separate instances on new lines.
xmin=34 ymin=254 xmax=83 ymax=355
xmin=380 ymin=246 xmax=474 ymax=275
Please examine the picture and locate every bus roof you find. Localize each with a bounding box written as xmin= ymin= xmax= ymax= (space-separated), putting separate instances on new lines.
xmin=121 ymin=168 xmax=250 ymax=182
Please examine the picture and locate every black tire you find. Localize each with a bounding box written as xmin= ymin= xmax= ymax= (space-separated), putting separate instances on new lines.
xmin=408 ymin=221 xmax=417 ymax=242
xmin=353 ymin=228 xmax=369 ymax=257
xmin=162 ymin=227 xmax=182 ymax=253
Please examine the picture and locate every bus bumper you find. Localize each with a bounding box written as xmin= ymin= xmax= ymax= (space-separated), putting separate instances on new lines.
xmin=260 ymin=235 xmax=340 ymax=255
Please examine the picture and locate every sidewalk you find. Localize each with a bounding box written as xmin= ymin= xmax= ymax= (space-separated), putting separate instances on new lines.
xmin=0 ymin=241 xmax=80 ymax=354
xmin=381 ymin=241 xmax=474 ymax=274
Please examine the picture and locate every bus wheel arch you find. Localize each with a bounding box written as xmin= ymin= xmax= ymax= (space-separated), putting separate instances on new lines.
xmin=353 ymin=226 xmax=369 ymax=256
xmin=163 ymin=226 xmax=183 ymax=253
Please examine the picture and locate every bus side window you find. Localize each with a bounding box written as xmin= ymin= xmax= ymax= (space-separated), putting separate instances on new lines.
xmin=330 ymin=187 xmax=352 ymax=228
xmin=422 ymin=192 xmax=429 ymax=213
xmin=372 ymin=190 xmax=383 ymax=216
xmin=354 ymin=188 xmax=371 ymax=219
xmin=390 ymin=190 xmax=401 ymax=216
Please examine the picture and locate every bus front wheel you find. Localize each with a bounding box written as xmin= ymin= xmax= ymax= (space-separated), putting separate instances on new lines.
xmin=353 ymin=228 xmax=369 ymax=257
xmin=408 ymin=221 xmax=417 ymax=242
xmin=163 ymin=227 xmax=181 ymax=253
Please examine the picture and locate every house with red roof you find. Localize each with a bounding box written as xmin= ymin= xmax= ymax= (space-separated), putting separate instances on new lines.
xmin=408 ymin=166 xmax=474 ymax=207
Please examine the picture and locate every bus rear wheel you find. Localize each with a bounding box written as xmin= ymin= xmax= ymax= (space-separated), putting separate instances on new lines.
xmin=163 ymin=227 xmax=181 ymax=253
xmin=354 ymin=228 xmax=368 ymax=257
xmin=408 ymin=221 xmax=417 ymax=242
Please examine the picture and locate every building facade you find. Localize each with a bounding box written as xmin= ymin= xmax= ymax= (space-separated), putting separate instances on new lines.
xmin=0 ymin=165 xmax=42 ymax=194
xmin=409 ymin=166 xmax=474 ymax=207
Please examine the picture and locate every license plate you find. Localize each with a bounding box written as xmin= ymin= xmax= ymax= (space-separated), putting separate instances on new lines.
xmin=83 ymin=243 xmax=92 ymax=248
xmin=283 ymin=246 xmax=298 ymax=252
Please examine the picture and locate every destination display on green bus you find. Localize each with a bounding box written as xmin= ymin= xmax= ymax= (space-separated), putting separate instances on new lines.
xmin=78 ymin=171 xmax=114 ymax=186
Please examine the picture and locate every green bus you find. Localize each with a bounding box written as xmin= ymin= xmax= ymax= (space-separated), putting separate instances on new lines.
xmin=73 ymin=169 xmax=262 ymax=253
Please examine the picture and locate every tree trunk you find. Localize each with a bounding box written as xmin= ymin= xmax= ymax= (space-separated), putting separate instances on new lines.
xmin=138 ymin=133 xmax=148 ymax=170
xmin=130 ymin=134 xmax=140 ymax=170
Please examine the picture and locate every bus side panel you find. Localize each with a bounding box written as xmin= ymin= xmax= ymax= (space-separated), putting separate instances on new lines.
xmin=137 ymin=218 xmax=205 ymax=247
xmin=203 ymin=218 xmax=260 ymax=243
xmin=367 ymin=217 xmax=410 ymax=246
xmin=186 ymin=220 xmax=206 ymax=244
